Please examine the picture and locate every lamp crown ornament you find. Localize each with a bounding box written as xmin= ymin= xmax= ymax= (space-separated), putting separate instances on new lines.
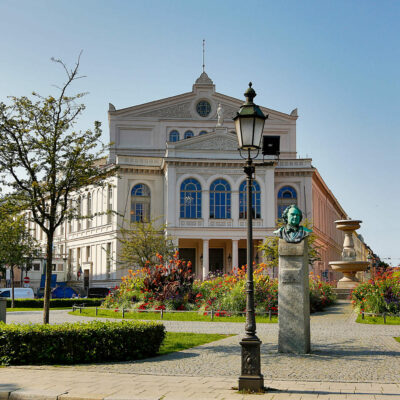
xmin=244 ymin=82 xmax=256 ymax=104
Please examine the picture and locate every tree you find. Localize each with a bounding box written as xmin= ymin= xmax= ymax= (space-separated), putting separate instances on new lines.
xmin=258 ymin=219 xmax=320 ymax=277
xmin=0 ymin=55 xmax=115 ymax=323
xmin=0 ymin=200 xmax=39 ymax=307
xmin=118 ymin=219 xmax=175 ymax=270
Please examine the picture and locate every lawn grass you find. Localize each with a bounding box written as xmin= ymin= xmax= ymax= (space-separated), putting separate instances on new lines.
xmin=159 ymin=332 xmax=233 ymax=355
xmin=7 ymin=307 xmax=72 ymax=312
xmin=356 ymin=314 xmax=400 ymax=325
xmin=69 ymin=307 xmax=278 ymax=323
xmin=395 ymin=338 xmax=400 ymax=344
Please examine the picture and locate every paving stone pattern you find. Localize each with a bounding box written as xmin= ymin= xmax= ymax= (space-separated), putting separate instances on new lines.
xmin=7 ymin=302 xmax=400 ymax=383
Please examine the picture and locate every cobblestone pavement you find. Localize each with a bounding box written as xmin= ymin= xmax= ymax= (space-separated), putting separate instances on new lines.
xmin=6 ymin=302 xmax=400 ymax=384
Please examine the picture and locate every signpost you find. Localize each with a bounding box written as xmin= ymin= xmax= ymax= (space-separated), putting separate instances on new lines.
xmin=23 ymin=276 xmax=30 ymax=285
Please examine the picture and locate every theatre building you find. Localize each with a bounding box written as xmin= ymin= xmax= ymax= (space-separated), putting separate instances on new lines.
xmin=26 ymin=71 xmax=368 ymax=290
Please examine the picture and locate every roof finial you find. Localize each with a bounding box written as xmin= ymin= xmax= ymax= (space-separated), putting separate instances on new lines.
xmin=202 ymin=39 xmax=205 ymax=73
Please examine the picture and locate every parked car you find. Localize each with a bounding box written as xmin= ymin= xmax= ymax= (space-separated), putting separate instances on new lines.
xmin=51 ymin=285 xmax=78 ymax=299
xmin=36 ymin=285 xmax=78 ymax=299
xmin=87 ymin=287 xmax=111 ymax=298
xmin=0 ymin=287 xmax=35 ymax=299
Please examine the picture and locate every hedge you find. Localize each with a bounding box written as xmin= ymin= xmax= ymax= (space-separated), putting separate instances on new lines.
xmin=0 ymin=320 xmax=165 ymax=365
xmin=6 ymin=298 xmax=103 ymax=308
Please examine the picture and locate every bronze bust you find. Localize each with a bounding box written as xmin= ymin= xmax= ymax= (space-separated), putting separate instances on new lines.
xmin=274 ymin=205 xmax=312 ymax=243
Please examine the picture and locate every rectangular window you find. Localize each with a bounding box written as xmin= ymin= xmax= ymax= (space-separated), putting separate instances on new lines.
xmin=107 ymin=186 xmax=112 ymax=224
xmin=87 ymin=194 xmax=92 ymax=229
xmin=57 ymin=264 xmax=64 ymax=272
xmin=106 ymin=242 xmax=111 ymax=278
xmin=33 ymin=263 xmax=41 ymax=271
xmin=86 ymin=246 xmax=90 ymax=262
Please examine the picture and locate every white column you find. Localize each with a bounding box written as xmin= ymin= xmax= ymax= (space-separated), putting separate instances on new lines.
xmin=203 ymin=190 xmax=209 ymax=226
xmin=166 ymin=165 xmax=176 ymax=227
xmin=202 ymin=239 xmax=209 ymax=280
xmin=232 ymin=190 xmax=239 ymax=226
xmin=232 ymin=239 xmax=239 ymax=270
xmin=264 ymin=167 xmax=275 ymax=228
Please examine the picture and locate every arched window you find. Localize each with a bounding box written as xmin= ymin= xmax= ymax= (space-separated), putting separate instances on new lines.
xmin=180 ymin=178 xmax=201 ymax=219
xmin=277 ymin=186 xmax=297 ymax=218
xmin=199 ymin=130 xmax=207 ymax=135
xmin=239 ymin=180 xmax=261 ymax=219
xmin=184 ymin=130 xmax=194 ymax=139
xmin=131 ymin=184 xmax=150 ymax=222
xmin=210 ymin=179 xmax=231 ymax=219
xmin=169 ymin=130 xmax=179 ymax=142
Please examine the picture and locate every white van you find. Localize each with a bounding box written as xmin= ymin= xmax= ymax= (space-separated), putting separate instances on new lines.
xmin=0 ymin=288 xmax=35 ymax=299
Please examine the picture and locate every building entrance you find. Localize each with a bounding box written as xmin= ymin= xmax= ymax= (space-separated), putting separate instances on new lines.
xmin=179 ymin=248 xmax=196 ymax=274
xmin=209 ymin=248 xmax=224 ymax=273
xmin=239 ymin=248 xmax=247 ymax=268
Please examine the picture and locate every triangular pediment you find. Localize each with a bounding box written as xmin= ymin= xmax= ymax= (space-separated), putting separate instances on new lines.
xmin=109 ymin=87 xmax=296 ymax=122
xmin=169 ymin=129 xmax=239 ymax=152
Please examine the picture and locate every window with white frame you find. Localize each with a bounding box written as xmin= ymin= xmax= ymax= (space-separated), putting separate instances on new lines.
xmin=107 ymin=185 xmax=113 ymax=224
xmin=239 ymin=180 xmax=261 ymax=219
xmin=130 ymin=184 xmax=150 ymax=222
xmin=277 ymin=186 xmax=297 ymax=218
xmin=210 ymin=179 xmax=231 ymax=219
xmin=87 ymin=192 xmax=92 ymax=229
xmin=169 ymin=130 xmax=179 ymax=142
xmin=180 ymin=178 xmax=202 ymax=219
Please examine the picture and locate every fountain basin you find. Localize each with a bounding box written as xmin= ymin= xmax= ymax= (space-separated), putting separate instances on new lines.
xmin=334 ymin=219 xmax=362 ymax=231
xmin=329 ymin=260 xmax=369 ymax=289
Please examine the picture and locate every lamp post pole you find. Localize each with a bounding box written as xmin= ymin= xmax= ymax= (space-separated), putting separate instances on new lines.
xmin=245 ymin=152 xmax=256 ymax=337
xmin=234 ymin=83 xmax=267 ymax=392
xmin=238 ymin=152 xmax=264 ymax=392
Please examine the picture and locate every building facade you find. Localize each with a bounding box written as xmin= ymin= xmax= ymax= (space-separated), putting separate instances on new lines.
xmin=22 ymin=72 xmax=369 ymax=291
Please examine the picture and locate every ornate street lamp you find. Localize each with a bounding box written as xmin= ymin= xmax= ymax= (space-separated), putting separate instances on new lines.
xmin=234 ymin=82 xmax=267 ymax=392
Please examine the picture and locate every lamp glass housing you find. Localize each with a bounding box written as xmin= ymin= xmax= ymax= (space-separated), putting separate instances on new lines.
xmin=234 ymin=84 xmax=267 ymax=151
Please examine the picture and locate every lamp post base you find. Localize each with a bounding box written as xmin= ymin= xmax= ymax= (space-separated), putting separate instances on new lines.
xmin=238 ymin=337 xmax=264 ymax=392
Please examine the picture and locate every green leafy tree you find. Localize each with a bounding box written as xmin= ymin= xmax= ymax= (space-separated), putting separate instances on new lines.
xmin=119 ymin=219 xmax=175 ymax=269
xmin=258 ymin=219 xmax=320 ymax=275
xmin=0 ymin=55 xmax=115 ymax=323
xmin=0 ymin=200 xmax=40 ymax=307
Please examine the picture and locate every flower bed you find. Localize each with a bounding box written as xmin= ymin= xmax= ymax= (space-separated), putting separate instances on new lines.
xmin=103 ymin=256 xmax=336 ymax=315
xmin=351 ymin=269 xmax=400 ymax=314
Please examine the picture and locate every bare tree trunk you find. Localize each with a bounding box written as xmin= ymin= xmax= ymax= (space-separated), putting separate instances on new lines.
xmin=11 ymin=266 xmax=15 ymax=308
xmin=43 ymin=233 xmax=54 ymax=324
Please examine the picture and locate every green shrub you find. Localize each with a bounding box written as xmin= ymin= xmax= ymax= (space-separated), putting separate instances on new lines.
xmin=0 ymin=320 xmax=165 ymax=365
xmin=6 ymin=298 xmax=103 ymax=308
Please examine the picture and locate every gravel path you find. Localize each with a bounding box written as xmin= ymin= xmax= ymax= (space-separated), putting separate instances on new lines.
xmin=7 ymin=302 xmax=400 ymax=383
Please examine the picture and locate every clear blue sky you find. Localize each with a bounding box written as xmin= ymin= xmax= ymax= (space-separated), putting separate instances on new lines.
xmin=1 ymin=1 xmax=399 ymax=265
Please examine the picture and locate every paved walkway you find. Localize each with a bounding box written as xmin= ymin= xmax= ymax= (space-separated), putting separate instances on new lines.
xmin=2 ymin=302 xmax=400 ymax=399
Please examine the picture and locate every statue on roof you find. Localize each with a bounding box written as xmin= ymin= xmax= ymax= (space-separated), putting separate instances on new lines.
xmin=216 ymin=103 xmax=224 ymax=127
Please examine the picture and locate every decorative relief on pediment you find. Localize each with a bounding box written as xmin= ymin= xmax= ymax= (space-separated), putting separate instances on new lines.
xmin=193 ymin=137 xmax=238 ymax=151
xmin=135 ymin=102 xmax=192 ymax=118
xmin=220 ymin=104 xmax=240 ymax=120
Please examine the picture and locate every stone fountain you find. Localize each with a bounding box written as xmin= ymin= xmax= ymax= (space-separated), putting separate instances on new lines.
xmin=329 ymin=219 xmax=369 ymax=289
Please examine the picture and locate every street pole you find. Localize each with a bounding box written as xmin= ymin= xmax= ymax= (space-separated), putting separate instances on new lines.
xmin=238 ymin=152 xmax=264 ymax=392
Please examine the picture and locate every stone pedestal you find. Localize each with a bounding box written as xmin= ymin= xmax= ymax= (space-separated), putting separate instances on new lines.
xmin=0 ymin=298 xmax=6 ymax=323
xmin=278 ymin=239 xmax=310 ymax=354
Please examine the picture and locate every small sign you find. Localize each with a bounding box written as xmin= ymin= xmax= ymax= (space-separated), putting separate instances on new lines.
xmin=23 ymin=276 xmax=30 ymax=284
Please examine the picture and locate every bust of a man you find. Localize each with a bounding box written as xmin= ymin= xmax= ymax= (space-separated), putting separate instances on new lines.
xmin=274 ymin=205 xmax=312 ymax=243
